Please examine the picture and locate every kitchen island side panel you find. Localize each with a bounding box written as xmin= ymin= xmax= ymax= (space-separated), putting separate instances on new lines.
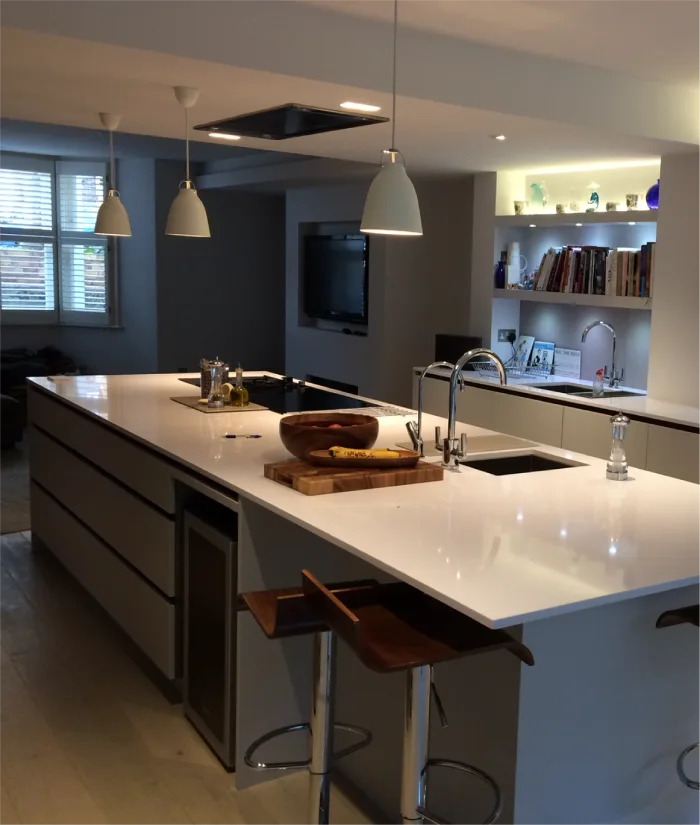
xmin=515 ymin=584 xmax=700 ymax=824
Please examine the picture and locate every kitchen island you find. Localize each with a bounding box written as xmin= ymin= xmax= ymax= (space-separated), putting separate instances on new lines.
xmin=27 ymin=373 xmax=699 ymax=824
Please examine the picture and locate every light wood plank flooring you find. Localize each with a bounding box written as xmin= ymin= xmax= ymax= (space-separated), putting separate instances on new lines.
xmin=0 ymin=532 xmax=372 ymax=824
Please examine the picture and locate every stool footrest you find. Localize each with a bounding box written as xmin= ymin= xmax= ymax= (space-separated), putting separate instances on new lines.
xmin=244 ymin=722 xmax=372 ymax=771
xmin=677 ymin=742 xmax=699 ymax=790
xmin=416 ymin=758 xmax=502 ymax=825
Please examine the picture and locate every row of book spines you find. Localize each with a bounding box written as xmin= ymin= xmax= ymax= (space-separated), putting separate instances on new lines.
xmin=533 ymin=245 xmax=654 ymax=297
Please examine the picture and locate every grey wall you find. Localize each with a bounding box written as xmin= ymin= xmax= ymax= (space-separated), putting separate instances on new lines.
xmin=519 ymin=303 xmax=651 ymax=390
xmin=154 ymin=161 xmax=285 ymax=373
xmin=2 ymin=148 xmax=285 ymax=376
xmin=285 ymin=178 xmax=474 ymax=406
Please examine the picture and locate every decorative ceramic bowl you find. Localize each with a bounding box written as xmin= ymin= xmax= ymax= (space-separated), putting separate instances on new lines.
xmin=279 ymin=412 xmax=379 ymax=460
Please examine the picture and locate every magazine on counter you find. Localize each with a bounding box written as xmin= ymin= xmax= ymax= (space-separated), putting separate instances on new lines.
xmin=531 ymin=341 xmax=555 ymax=373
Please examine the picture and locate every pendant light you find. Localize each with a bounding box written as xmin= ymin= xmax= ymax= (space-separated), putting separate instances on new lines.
xmin=166 ymin=86 xmax=210 ymax=238
xmin=361 ymin=0 xmax=422 ymax=236
xmin=94 ymin=113 xmax=131 ymax=237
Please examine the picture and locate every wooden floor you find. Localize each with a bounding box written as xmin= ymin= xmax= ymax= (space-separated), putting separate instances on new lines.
xmin=0 ymin=532 xmax=372 ymax=824
xmin=0 ymin=442 xmax=30 ymax=535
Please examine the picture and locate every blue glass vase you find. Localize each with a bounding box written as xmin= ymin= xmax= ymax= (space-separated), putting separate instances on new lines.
xmin=646 ymin=179 xmax=660 ymax=210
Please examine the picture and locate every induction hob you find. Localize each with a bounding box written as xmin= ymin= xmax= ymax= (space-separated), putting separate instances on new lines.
xmin=179 ymin=375 xmax=380 ymax=415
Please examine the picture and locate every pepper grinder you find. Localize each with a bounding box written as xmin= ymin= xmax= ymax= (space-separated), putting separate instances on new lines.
xmin=607 ymin=412 xmax=630 ymax=480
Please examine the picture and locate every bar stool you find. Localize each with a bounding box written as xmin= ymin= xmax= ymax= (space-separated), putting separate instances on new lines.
xmin=239 ymin=581 xmax=376 ymax=824
xmin=656 ymin=604 xmax=699 ymax=791
xmin=302 ymin=570 xmax=535 ymax=824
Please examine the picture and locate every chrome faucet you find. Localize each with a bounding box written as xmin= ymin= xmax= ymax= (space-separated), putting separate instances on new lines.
xmin=407 ymin=362 xmax=464 ymax=457
xmin=581 ymin=321 xmax=623 ymax=388
xmin=442 ymin=348 xmax=507 ymax=470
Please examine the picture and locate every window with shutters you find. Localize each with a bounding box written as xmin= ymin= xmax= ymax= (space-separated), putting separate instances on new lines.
xmin=0 ymin=154 xmax=116 ymax=325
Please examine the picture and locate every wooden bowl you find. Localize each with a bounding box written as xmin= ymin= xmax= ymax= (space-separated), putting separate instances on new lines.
xmin=279 ymin=412 xmax=379 ymax=460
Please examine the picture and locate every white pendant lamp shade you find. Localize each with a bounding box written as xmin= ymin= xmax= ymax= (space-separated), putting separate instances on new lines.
xmin=95 ymin=190 xmax=131 ymax=236
xmin=165 ymin=180 xmax=210 ymax=237
xmin=361 ymin=151 xmax=422 ymax=235
xmin=361 ymin=0 xmax=422 ymax=237
xmin=94 ymin=112 xmax=131 ymax=237
xmin=166 ymin=86 xmax=210 ymax=238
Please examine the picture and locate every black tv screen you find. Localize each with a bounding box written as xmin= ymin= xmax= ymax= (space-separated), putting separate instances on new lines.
xmin=303 ymin=234 xmax=368 ymax=324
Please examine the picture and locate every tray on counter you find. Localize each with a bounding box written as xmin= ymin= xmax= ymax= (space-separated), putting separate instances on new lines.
xmin=171 ymin=396 xmax=268 ymax=413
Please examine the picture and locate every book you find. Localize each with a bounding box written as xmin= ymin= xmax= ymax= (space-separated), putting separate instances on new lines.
xmin=531 ymin=341 xmax=555 ymax=374
xmin=513 ymin=335 xmax=535 ymax=367
xmin=553 ymin=347 xmax=582 ymax=379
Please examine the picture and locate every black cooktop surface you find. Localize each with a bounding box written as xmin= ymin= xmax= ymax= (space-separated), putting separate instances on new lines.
xmin=179 ymin=375 xmax=377 ymax=415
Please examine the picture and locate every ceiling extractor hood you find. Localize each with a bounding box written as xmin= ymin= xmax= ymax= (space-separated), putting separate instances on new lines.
xmin=194 ymin=103 xmax=388 ymax=141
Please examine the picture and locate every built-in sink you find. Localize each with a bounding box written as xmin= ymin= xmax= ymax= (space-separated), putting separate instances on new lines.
xmin=533 ymin=384 xmax=644 ymax=400
xmin=535 ymin=383 xmax=589 ymax=394
xmin=574 ymin=390 xmax=643 ymax=399
xmin=460 ymin=451 xmax=586 ymax=476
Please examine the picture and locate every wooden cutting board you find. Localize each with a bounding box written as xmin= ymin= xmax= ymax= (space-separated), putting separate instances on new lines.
xmin=265 ymin=459 xmax=444 ymax=496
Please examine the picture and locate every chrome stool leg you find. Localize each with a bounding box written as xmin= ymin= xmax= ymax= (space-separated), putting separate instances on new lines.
xmin=309 ymin=630 xmax=335 ymax=824
xmin=399 ymin=666 xmax=502 ymax=825
xmin=400 ymin=665 xmax=431 ymax=823
xmin=243 ymin=628 xmax=372 ymax=824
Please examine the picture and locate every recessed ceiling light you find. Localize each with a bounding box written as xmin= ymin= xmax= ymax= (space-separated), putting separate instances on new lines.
xmin=340 ymin=101 xmax=381 ymax=113
xmin=628 ymin=221 xmax=636 ymax=225
xmin=529 ymin=224 xmax=537 ymax=228
xmin=491 ymin=134 xmax=506 ymax=141
xmin=209 ymin=132 xmax=241 ymax=140
xmin=575 ymin=222 xmax=583 ymax=227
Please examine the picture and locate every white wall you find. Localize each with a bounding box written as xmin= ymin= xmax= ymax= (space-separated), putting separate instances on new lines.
xmin=647 ymin=151 xmax=699 ymax=407
xmin=285 ymin=178 xmax=474 ymax=407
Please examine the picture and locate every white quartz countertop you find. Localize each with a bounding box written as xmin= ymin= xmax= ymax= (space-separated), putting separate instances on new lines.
xmin=415 ymin=367 xmax=700 ymax=429
xmin=29 ymin=373 xmax=699 ymax=628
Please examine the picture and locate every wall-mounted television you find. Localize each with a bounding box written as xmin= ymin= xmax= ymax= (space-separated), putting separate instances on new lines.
xmin=303 ymin=234 xmax=369 ymax=324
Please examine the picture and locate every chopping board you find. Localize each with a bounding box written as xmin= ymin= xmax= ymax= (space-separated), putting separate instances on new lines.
xmin=265 ymin=458 xmax=444 ymax=496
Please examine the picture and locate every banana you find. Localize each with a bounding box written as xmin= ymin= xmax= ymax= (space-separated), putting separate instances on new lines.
xmin=328 ymin=446 xmax=401 ymax=459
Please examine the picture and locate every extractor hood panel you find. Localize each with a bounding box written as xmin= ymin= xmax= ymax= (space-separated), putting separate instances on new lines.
xmin=194 ymin=103 xmax=388 ymax=141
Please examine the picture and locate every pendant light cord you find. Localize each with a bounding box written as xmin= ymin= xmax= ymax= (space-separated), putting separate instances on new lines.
xmin=390 ymin=0 xmax=398 ymax=151
xmin=109 ymin=129 xmax=116 ymax=190
xmin=185 ymin=106 xmax=190 ymax=181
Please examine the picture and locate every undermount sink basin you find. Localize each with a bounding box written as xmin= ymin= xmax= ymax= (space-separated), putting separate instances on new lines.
xmin=574 ymin=390 xmax=644 ymax=399
xmin=534 ymin=384 xmax=645 ymax=400
xmin=460 ymin=451 xmax=586 ymax=476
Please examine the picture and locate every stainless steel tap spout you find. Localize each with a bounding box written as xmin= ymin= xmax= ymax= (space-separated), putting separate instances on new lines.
xmin=408 ymin=362 xmax=463 ymax=457
xmin=443 ymin=349 xmax=506 ymax=470
xmin=581 ymin=320 xmax=621 ymax=388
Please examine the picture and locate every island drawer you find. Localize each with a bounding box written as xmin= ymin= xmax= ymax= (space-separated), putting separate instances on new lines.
xmin=31 ymin=482 xmax=176 ymax=679
xmin=29 ymin=426 xmax=176 ymax=596
xmin=28 ymin=388 xmax=175 ymax=513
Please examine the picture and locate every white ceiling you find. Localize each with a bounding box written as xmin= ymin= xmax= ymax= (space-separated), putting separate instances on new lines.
xmin=1 ymin=1 xmax=697 ymax=176
xmin=307 ymin=0 xmax=700 ymax=87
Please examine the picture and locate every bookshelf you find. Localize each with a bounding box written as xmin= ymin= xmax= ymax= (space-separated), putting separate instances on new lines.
xmin=493 ymin=289 xmax=653 ymax=311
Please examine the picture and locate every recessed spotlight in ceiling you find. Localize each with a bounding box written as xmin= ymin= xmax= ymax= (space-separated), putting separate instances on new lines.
xmin=340 ymin=101 xmax=381 ymax=113
xmin=628 ymin=221 xmax=636 ymax=225
xmin=575 ymin=222 xmax=583 ymax=227
xmin=209 ymin=132 xmax=241 ymax=140
xmin=491 ymin=134 xmax=506 ymax=141
xmin=529 ymin=224 xmax=537 ymax=228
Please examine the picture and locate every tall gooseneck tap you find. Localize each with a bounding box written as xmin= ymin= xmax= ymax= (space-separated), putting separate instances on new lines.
xmin=443 ymin=348 xmax=507 ymax=470
xmin=581 ymin=321 xmax=622 ymax=388
xmin=407 ymin=362 xmax=464 ymax=457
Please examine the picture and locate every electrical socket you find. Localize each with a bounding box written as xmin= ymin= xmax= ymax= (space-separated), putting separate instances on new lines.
xmin=498 ymin=329 xmax=516 ymax=343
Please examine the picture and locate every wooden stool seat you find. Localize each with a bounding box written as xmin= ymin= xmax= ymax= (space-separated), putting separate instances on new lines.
xmin=302 ymin=570 xmax=534 ymax=672
xmin=239 ymin=580 xmax=377 ymax=639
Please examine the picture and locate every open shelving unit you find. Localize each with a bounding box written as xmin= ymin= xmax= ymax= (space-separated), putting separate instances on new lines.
xmin=493 ymin=289 xmax=653 ymax=310
xmin=495 ymin=211 xmax=658 ymax=228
